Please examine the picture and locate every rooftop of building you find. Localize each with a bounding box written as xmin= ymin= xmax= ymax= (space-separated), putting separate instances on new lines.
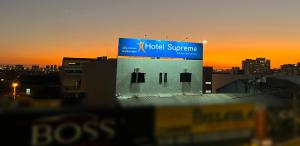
xmin=118 ymin=93 xmax=291 ymax=108
xmin=63 ymin=57 xmax=98 ymax=61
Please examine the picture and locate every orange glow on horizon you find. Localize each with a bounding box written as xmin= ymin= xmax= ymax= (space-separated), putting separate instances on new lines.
xmin=1 ymin=0 xmax=300 ymax=69
xmin=1 ymin=37 xmax=300 ymax=69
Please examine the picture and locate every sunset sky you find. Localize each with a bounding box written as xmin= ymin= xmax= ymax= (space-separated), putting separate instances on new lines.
xmin=1 ymin=0 xmax=300 ymax=69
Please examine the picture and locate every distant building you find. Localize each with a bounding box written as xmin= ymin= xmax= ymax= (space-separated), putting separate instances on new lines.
xmin=45 ymin=65 xmax=50 ymax=73
xmin=50 ymin=65 xmax=54 ymax=72
xmin=297 ymin=62 xmax=300 ymax=74
xmin=242 ymin=59 xmax=255 ymax=75
xmin=49 ymin=65 xmax=58 ymax=72
xmin=31 ymin=65 xmax=40 ymax=72
xmin=213 ymin=69 xmax=231 ymax=74
xmin=54 ymin=65 xmax=58 ymax=72
xmin=281 ymin=64 xmax=298 ymax=75
xmin=3 ymin=65 xmax=13 ymax=71
xmin=255 ymin=58 xmax=271 ymax=74
xmin=270 ymin=68 xmax=281 ymax=74
xmin=231 ymin=67 xmax=243 ymax=75
xmin=15 ymin=65 xmax=24 ymax=71
xmin=242 ymin=58 xmax=270 ymax=75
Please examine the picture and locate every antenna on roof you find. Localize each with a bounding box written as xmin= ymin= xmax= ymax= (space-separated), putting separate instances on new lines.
xmin=106 ymin=48 xmax=109 ymax=59
xmin=182 ymin=35 xmax=191 ymax=41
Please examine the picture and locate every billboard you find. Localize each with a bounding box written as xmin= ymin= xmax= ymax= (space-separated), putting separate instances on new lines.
xmin=0 ymin=108 xmax=154 ymax=146
xmin=0 ymin=104 xmax=256 ymax=146
xmin=118 ymin=38 xmax=203 ymax=60
xmin=155 ymin=103 xmax=255 ymax=145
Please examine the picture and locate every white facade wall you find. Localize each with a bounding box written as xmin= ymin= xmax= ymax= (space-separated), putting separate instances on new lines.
xmin=116 ymin=58 xmax=203 ymax=97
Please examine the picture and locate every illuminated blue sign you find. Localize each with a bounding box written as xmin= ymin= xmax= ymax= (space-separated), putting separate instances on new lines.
xmin=118 ymin=38 xmax=203 ymax=60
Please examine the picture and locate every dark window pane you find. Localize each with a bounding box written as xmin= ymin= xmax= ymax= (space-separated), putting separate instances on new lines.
xmin=131 ymin=72 xmax=137 ymax=83
xmin=137 ymin=73 xmax=145 ymax=83
xmin=159 ymin=73 xmax=162 ymax=83
xmin=180 ymin=73 xmax=192 ymax=82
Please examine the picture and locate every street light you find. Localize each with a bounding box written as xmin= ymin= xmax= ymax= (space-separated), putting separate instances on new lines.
xmin=203 ymin=40 xmax=208 ymax=44
xmin=12 ymin=82 xmax=19 ymax=101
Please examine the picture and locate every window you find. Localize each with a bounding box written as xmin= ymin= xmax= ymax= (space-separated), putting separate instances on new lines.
xmin=131 ymin=72 xmax=137 ymax=83
xmin=68 ymin=62 xmax=80 ymax=66
xmin=205 ymin=90 xmax=212 ymax=93
xmin=159 ymin=73 xmax=162 ymax=83
xmin=164 ymin=73 xmax=168 ymax=83
xmin=159 ymin=73 xmax=168 ymax=83
xmin=137 ymin=73 xmax=145 ymax=83
xmin=205 ymin=82 xmax=212 ymax=85
xmin=180 ymin=73 xmax=192 ymax=82
xmin=131 ymin=72 xmax=145 ymax=83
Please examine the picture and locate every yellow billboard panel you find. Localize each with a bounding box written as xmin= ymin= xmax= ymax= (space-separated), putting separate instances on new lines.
xmin=155 ymin=103 xmax=255 ymax=137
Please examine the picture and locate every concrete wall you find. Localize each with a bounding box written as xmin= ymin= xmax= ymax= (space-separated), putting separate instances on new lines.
xmin=61 ymin=58 xmax=96 ymax=98
xmin=116 ymin=58 xmax=203 ymax=97
xmin=81 ymin=59 xmax=119 ymax=107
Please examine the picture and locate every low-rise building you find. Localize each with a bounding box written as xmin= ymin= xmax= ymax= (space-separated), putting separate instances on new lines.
xmin=61 ymin=57 xmax=97 ymax=99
